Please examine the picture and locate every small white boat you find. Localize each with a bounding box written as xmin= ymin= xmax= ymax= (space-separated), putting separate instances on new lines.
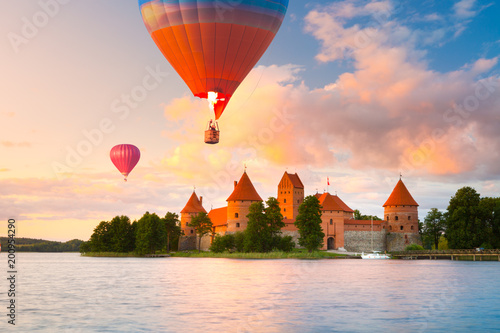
xmin=361 ymin=251 xmax=391 ymax=259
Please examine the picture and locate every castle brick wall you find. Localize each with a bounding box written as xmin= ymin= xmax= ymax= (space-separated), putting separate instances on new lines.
xmin=386 ymin=232 xmax=422 ymax=252
xmin=180 ymin=212 xmax=197 ymax=237
xmin=178 ymin=235 xmax=197 ymax=251
xmin=384 ymin=206 xmax=419 ymax=233
xmin=227 ymin=200 xmax=259 ymax=233
xmin=321 ymin=211 xmax=345 ymax=249
xmin=344 ymin=221 xmax=384 ymax=231
xmin=344 ymin=230 xmax=387 ymax=252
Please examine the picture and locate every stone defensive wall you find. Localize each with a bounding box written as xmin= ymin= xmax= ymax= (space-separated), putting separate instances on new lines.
xmin=386 ymin=232 xmax=422 ymax=252
xmin=344 ymin=230 xmax=387 ymax=252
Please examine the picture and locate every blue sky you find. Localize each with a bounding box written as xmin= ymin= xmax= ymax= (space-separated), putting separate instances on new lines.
xmin=0 ymin=0 xmax=499 ymax=241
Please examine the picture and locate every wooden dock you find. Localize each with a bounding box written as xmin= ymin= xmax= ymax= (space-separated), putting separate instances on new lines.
xmin=392 ymin=250 xmax=500 ymax=261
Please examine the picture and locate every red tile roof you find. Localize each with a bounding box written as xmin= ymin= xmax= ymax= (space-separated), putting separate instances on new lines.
xmin=316 ymin=192 xmax=354 ymax=212
xmin=180 ymin=192 xmax=207 ymax=214
xmin=383 ymin=179 xmax=419 ymax=207
xmin=318 ymin=193 xmax=344 ymax=211
xmin=226 ymin=172 xmax=263 ymax=202
xmin=285 ymin=172 xmax=304 ymax=189
xmin=331 ymin=195 xmax=354 ymax=213
xmin=208 ymin=207 xmax=227 ymax=227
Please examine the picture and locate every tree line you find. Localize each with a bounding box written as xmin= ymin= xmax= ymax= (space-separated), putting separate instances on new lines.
xmin=0 ymin=238 xmax=83 ymax=252
xmin=421 ymin=186 xmax=500 ymax=249
xmin=81 ymin=195 xmax=328 ymax=255
xmin=80 ymin=212 xmax=182 ymax=255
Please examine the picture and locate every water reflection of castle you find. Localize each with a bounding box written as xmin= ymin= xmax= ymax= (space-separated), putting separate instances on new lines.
xmin=179 ymin=171 xmax=422 ymax=252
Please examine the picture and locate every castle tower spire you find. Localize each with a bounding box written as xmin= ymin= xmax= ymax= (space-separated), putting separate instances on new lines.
xmin=180 ymin=191 xmax=206 ymax=236
xmin=383 ymin=179 xmax=419 ymax=234
xmin=226 ymin=171 xmax=262 ymax=232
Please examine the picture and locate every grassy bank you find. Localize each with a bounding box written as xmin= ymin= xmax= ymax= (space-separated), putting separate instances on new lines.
xmin=81 ymin=252 xmax=144 ymax=257
xmin=170 ymin=250 xmax=349 ymax=259
xmin=81 ymin=250 xmax=351 ymax=259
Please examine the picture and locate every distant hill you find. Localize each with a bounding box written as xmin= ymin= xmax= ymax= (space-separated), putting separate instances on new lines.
xmin=0 ymin=237 xmax=83 ymax=252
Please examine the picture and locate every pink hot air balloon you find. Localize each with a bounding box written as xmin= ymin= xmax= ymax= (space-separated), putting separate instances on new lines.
xmin=110 ymin=144 xmax=141 ymax=181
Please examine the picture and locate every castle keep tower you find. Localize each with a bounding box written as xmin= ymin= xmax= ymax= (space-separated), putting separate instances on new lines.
xmin=180 ymin=191 xmax=206 ymax=236
xmin=383 ymin=179 xmax=419 ymax=233
xmin=226 ymin=171 xmax=262 ymax=233
xmin=277 ymin=172 xmax=304 ymax=220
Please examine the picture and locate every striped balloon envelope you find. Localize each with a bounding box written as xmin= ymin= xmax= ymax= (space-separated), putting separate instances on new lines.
xmin=110 ymin=144 xmax=141 ymax=181
xmin=139 ymin=0 xmax=289 ymax=120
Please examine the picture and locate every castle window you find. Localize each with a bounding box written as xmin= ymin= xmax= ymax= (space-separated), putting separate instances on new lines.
xmin=411 ymin=226 xmax=414 ymax=230
xmin=190 ymin=230 xmax=194 ymax=234
xmin=330 ymin=219 xmax=333 ymax=225
xmin=400 ymin=226 xmax=404 ymax=231
xmin=390 ymin=226 xmax=392 ymax=231
xmin=284 ymin=208 xmax=286 ymax=212
xmin=284 ymin=199 xmax=287 ymax=203
xmin=297 ymin=200 xmax=299 ymax=203
xmin=395 ymin=216 xmax=399 ymax=221
xmin=186 ymin=222 xmax=189 ymax=227
xmin=284 ymin=216 xmax=287 ymax=219
xmin=236 ymin=223 xmax=240 ymax=228
xmin=386 ymin=215 xmax=389 ymax=221
xmin=408 ymin=216 xmax=411 ymax=220
xmin=235 ymin=213 xmax=239 ymax=218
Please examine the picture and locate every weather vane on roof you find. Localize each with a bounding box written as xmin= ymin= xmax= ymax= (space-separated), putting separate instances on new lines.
xmin=400 ymin=172 xmax=403 ymax=180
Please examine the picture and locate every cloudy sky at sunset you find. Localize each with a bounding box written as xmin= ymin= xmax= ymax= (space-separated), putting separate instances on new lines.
xmin=1 ymin=0 xmax=499 ymax=241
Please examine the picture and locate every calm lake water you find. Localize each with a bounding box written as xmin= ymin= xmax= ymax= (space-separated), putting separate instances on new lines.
xmin=1 ymin=253 xmax=499 ymax=332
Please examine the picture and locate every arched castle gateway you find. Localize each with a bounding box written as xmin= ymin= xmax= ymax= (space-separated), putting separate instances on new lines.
xmin=178 ymin=172 xmax=422 ymax=252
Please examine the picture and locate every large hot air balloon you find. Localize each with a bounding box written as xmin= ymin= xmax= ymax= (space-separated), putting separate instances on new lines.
xmin=110 ymin=144 xmax=141 ymax=181
xmin=139 ymin=0 xmax=289 ymax=143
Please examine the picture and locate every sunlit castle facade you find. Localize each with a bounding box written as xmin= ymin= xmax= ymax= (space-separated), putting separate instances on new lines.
xmin=178 ymin=171 xmax=422 ymax=252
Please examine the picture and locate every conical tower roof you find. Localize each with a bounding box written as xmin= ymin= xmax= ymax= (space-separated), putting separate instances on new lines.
xmin=181 ymin=192 xmax=207 ymax=214
xmin=383 ymin=179 xmax=419 ymax=207
xmin=226 ymin=171 xmax=262 ymax=202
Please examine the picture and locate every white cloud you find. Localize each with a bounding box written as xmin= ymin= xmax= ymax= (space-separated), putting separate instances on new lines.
xmin=453 ymin=0 xmax=477 ymax=19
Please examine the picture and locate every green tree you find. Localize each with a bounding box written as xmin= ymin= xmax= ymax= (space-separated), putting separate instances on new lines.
xmin=135 ymin=212 xmax=167 ymax=255
xmin=423 ymin=208 xmax=445 ymax=250
xmin=163 ymin=212 xmax=182 ymax=253
xmin=109 ymin=216 xmax=135 ymax=252
xmin=265 ymin=197 xmax=286 ymax=249
xmin=244 ymin=202 xmax=272 ymax=252
xmin=354 ymin=209 xmax=382 ymax=220
xmin=294 ymin=195 xmax=325 ymax=252
xmin=265 ymin=197 xmax=285 ymax=236
xmin=210 ymin=234 xmax=235 ymax=253
xmin=445 ymin=187 xmax=483 ymax=249
xmin=189 ymin=212 xmax=213 ymax=253
xmin=478 ymin=197 xmax=500 ymax=248
xmin=88 ymin=221 xmax=112 ymax=252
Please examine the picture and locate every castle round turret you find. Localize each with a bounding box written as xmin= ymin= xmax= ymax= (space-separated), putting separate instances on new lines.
xmin=383 ymin=179 xmax=419 ymax=233
xmin=226 ymin=171 xmax=262 ymax=233
xmin=180 ymin=191 xmax=206 ymax=236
